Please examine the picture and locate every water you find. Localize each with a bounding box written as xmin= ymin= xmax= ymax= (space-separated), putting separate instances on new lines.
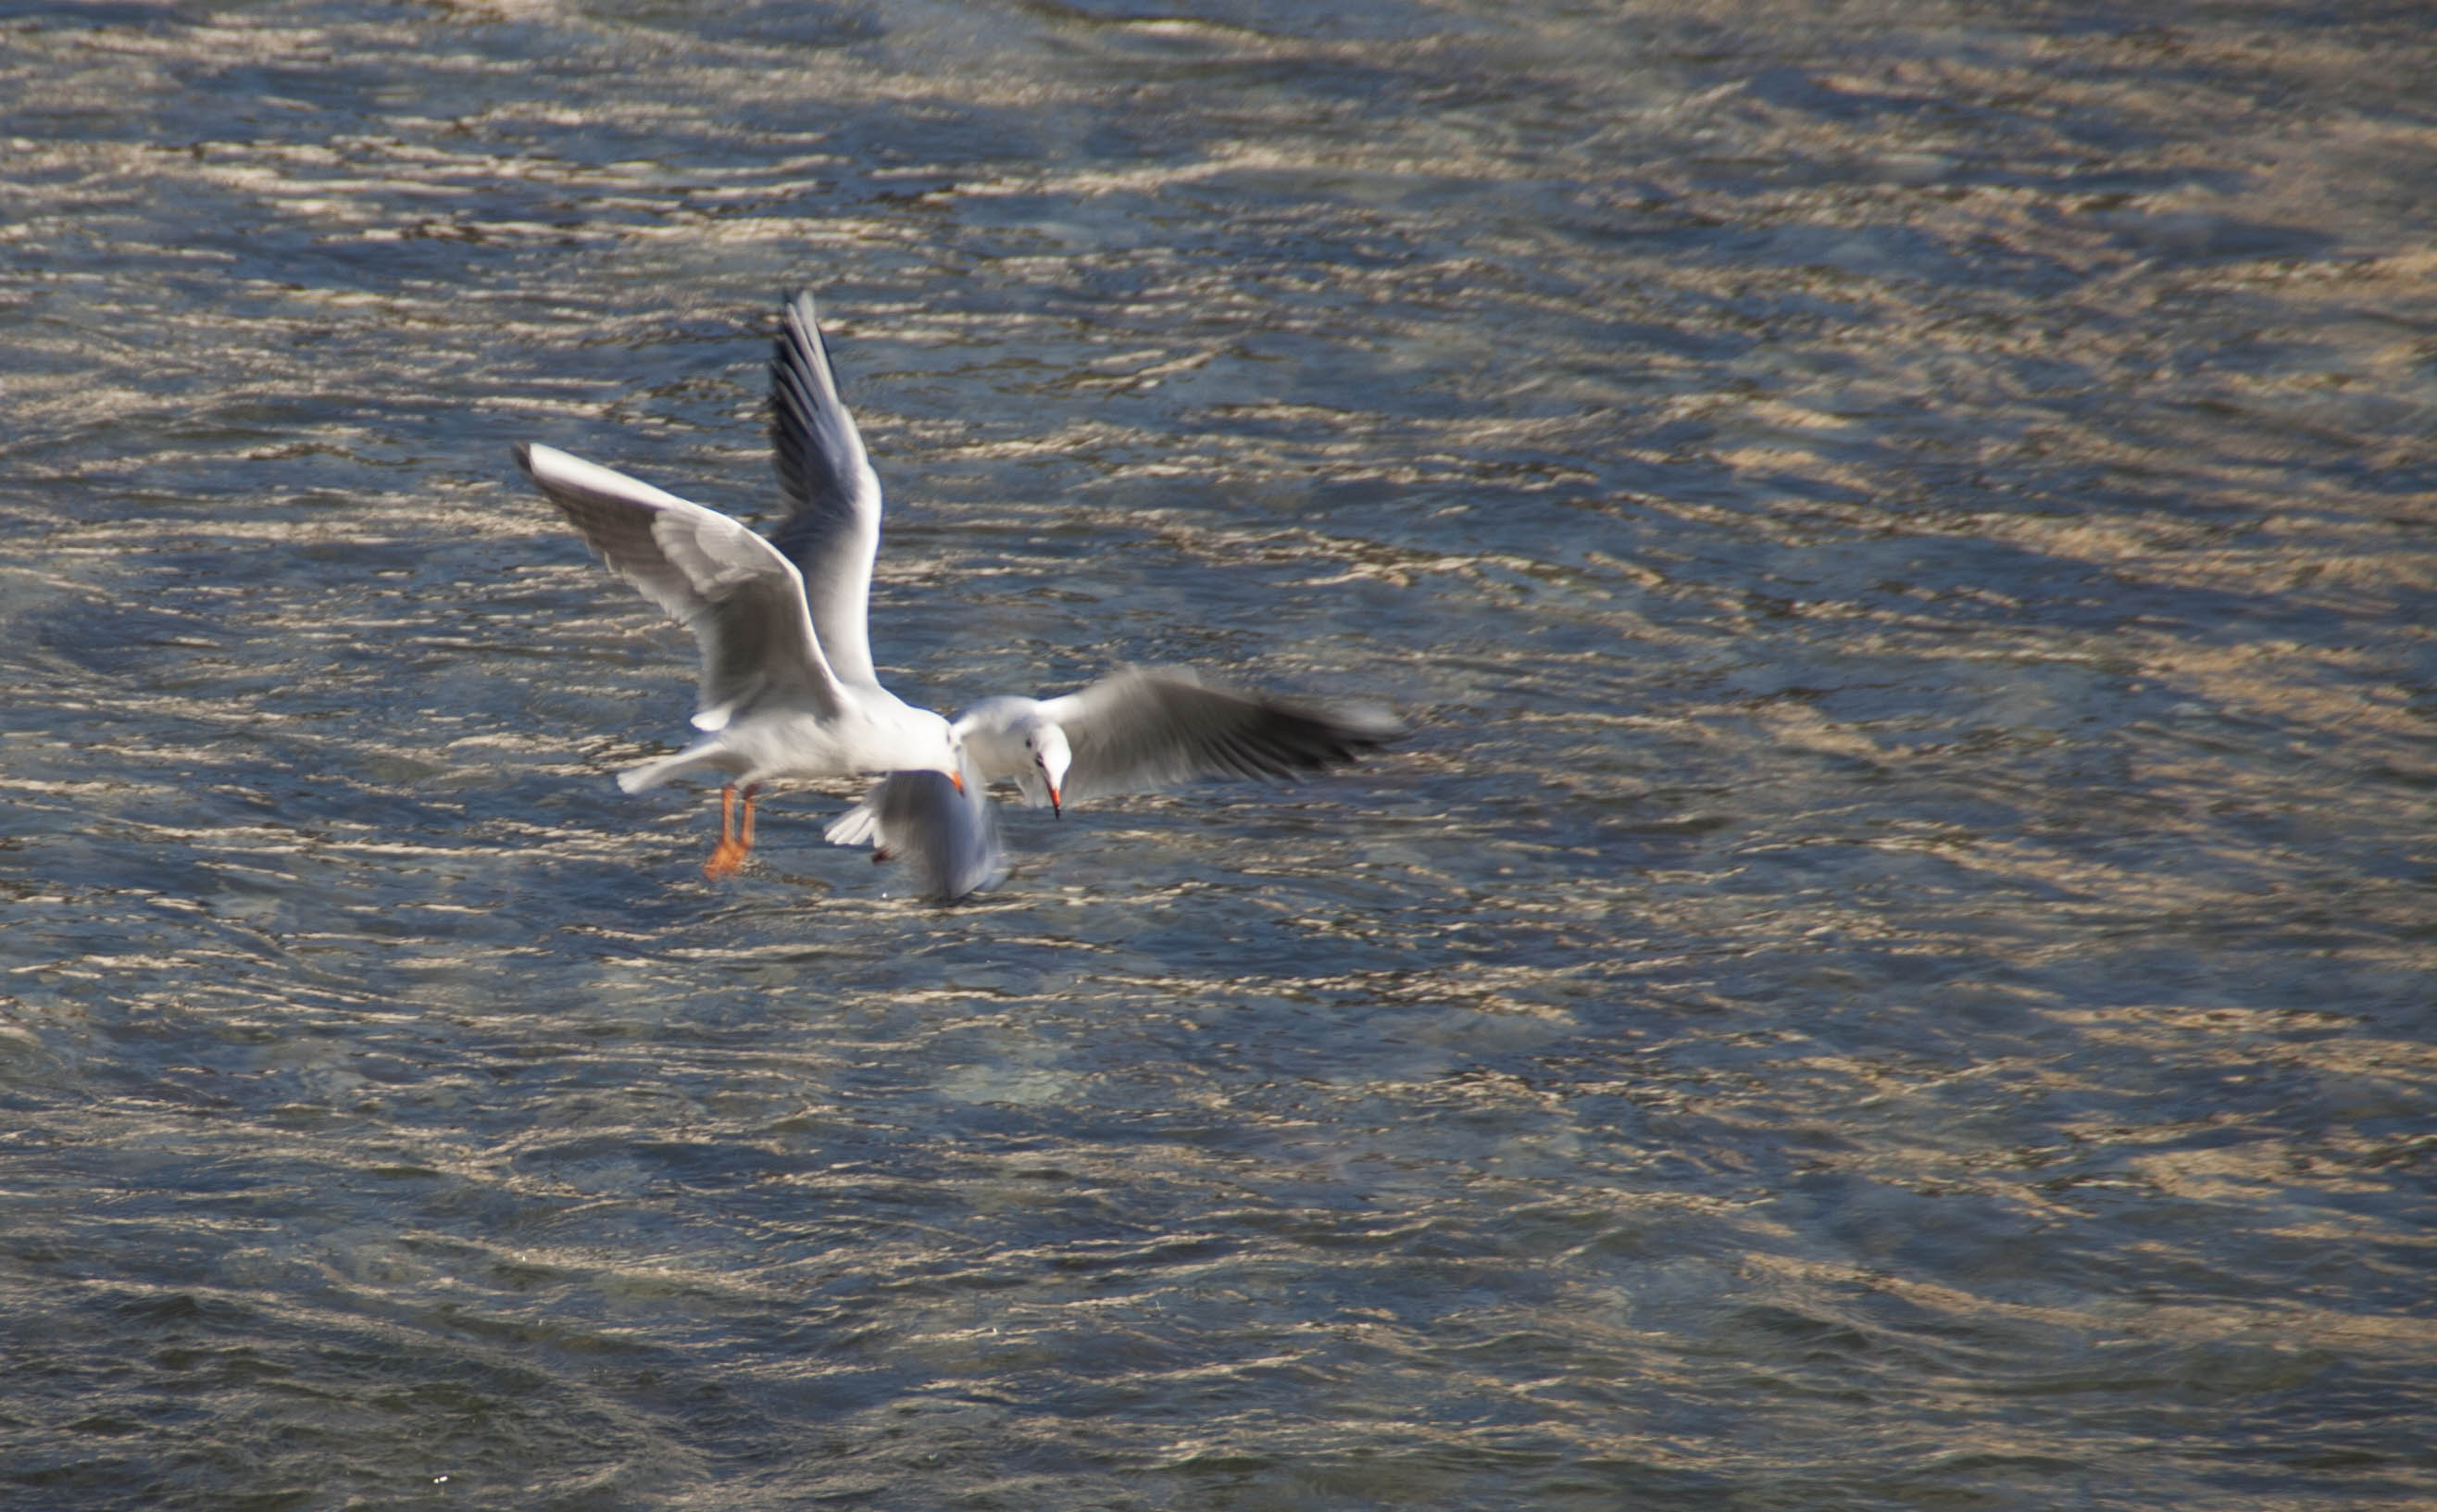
xmin=4 ymin=1 xmax=2434 ymax=1506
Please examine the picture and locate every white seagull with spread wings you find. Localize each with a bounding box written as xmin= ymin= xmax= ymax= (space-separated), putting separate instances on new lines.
xmin=512 ymin=296 xmax=967 ymax=883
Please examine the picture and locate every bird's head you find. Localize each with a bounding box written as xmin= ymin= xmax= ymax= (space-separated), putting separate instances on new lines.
xmin=1021 ymin=720 xmax=1071 ymax=817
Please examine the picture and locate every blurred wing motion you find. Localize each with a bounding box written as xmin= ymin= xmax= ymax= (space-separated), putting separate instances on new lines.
xmin=831 ymin=756 xmax=1007 ymax=902
xmin=1041 ymin=667 xmax=1402 ymax=805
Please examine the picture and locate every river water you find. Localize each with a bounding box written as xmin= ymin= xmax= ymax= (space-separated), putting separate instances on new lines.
xmin=4 ymin=2 xmax=2434 ymax=1507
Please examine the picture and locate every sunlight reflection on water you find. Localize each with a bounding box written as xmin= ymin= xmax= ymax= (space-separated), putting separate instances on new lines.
xmin=2 ymin=1 xmax=2434 ymax=1508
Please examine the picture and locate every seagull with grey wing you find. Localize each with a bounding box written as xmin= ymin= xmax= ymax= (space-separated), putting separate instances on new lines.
xmin=758 ymin=295 xmax=1400 ymax=864
xmin=512 ymin=294 xmax=969 ymax=885
xmin=826 ymin=667 xmax=1400 ymax=843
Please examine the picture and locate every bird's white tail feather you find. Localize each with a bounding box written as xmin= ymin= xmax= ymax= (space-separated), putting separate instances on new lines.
xmin=823 ymin=797 xmax=881 ymax=847
xmin=617 ymin=741 xmax=728 ymax=793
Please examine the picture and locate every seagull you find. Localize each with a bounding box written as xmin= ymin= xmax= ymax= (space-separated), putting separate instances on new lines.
xmin=513 ymin=317 xmax=962 ymax=880
xmin=752 ymin=299 xmax=1401 ymax=855
xmin=883 ymin=666 xmax=1402 ymax=822
xmin=822 ymin=669 xmax=1394 ymax=890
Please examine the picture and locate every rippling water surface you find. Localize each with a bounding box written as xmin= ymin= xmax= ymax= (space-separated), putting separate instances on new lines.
xmin=5 ymin=2 xmax=2435 ymax=1507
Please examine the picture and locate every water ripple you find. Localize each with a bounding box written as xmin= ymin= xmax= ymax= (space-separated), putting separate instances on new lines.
xmin=4 ymin=1 xmax=2435 ymax=1508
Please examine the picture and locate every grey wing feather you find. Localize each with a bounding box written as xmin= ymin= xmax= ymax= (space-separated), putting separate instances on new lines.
xmin=766 ymin=291 xmax=883 ymax=689
xmin=1046 ymin=667 xmax=1401 ymax=802
xmin=869 ymin=761 xmax=1006 ymax=901
xmin=516 ymin=443 xmax=844 ymax=723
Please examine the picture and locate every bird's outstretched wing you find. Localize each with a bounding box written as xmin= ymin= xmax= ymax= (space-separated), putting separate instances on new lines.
xmin=766 ymin=290 xmax=884 ymax=690
xmin=1043 ymin=667 xmax=1401 ymax=803
xmin=517 ymin=442 xmax=844 ymax=726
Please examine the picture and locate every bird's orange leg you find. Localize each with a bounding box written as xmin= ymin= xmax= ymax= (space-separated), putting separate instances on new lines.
xmin=704 ymin=782 xmax=760 ymax=879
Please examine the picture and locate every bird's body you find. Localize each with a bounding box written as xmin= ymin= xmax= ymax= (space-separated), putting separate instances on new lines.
xmin=614 ymin=699 xmax=953 ymax=795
